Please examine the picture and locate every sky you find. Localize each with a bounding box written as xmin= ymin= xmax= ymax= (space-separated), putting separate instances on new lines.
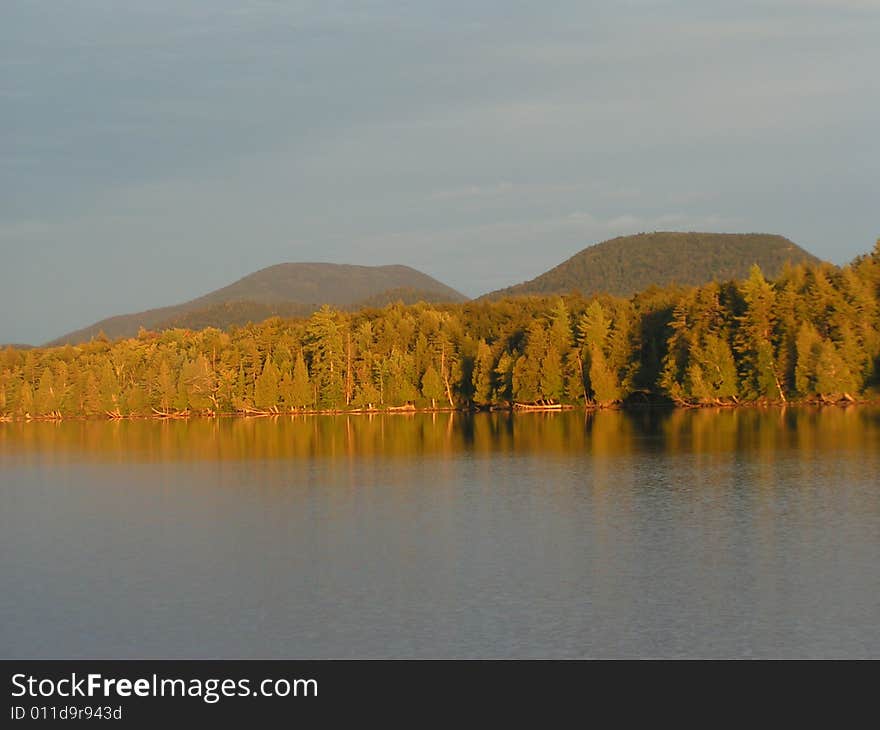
xmin=2 ymin=1 xmax=878 ymax=344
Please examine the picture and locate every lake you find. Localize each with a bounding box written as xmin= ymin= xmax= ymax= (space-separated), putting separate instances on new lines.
xmin=1 ymin=407 xmax=879 ymax=658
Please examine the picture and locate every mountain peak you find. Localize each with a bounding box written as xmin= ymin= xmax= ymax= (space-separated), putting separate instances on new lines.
xmin=47 ymin=262 xmax=466 ymax=346
xmin=483 ymin=232 xmax=821 ymax=300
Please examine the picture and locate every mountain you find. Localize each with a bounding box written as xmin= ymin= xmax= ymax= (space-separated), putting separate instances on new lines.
xmin=482 ymin=232 xmax=821 ymax=300
xmin=150 ymin=287 xmax=463 ymax=332
xmin=48 ymin=263 xmax=466 ymax=345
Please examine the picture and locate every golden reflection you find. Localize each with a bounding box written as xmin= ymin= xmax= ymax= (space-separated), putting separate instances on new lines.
xmin=0 ymin=407 xmax=878 ymax=465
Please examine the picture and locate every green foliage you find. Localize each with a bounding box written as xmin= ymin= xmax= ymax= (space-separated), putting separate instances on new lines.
xmin=287 ymin=350 xmax=313 ymax=409
xmin=254 ymin=356 xmax=280 ymax=409
xmin=796 ymin=324 xmax=859 ymax=398
xmin=735 ymin=265 xmax=782 ymax=400
xmin=2 ymin=240 xmax=878 ymax=419
xmin=578 ymin=301 xmax=610 ymax=351
xmin=471 ymin=339 xmax=495 ymax=405
xmin=421 ymin=365 xmax=445 ymax=406
xmin=588 ymin=348 xmax=620 ymax=405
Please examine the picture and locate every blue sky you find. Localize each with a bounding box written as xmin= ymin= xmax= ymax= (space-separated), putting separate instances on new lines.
xmin=2 ymin=1 xmax=878 ymax=344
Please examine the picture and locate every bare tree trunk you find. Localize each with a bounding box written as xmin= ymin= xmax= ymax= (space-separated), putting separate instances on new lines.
xmin=440 ymin=346 xmax=454 ymax=407
xmin=575 ymin=349 xmax=589 ymax=405
xmin=345 ymin=331 xmax=353 ymax=405
xmin=773 ymin=367 xmax=787 ymax=403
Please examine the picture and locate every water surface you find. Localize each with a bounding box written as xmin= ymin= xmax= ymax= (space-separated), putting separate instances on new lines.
xmin=2 ymin=408 xmax=879 ymax=658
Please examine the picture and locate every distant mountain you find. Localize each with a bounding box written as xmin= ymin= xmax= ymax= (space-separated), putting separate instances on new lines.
xmin=482 ymin=232 xmax=822 ymax=300
xmin=48 ymin=263 xmax=466 ymax=345
xmin=150 ymin=287 xmax=461 ymax=332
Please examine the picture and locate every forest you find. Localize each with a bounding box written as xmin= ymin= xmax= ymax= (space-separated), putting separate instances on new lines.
xmin=2 ymin=241 xmax=878 ymax=420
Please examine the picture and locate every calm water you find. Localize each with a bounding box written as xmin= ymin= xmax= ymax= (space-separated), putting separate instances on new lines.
xmin=1 ymin=408 xmax=879 ymax=659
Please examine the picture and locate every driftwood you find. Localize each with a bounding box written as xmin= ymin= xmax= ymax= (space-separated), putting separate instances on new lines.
xmin=387 ymin=403 xmax=417 ymax=412
xmin=151 ymin=407 xmax=191 ymax=419
xmin=20 ymin=410 xmax=64 ymax=421
xmin=513 ymin=400 xmax=574 ymax=411
xmin=238 ymin=404 xmax=284 ymax=417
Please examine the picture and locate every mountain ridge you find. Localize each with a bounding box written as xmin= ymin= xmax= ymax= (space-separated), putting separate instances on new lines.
xmin=47 ymin=263 xmax=466 ymax=346
xmin=482 ymin=232 xmax=821 ymax=300
xmin=42 ymin=233 xmax=825 ymax=347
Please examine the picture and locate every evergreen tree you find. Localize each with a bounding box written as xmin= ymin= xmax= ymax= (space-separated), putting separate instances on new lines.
xmin=99 ymin=361 xmax=120 ymax=412
xmin=548 ymin=298 xmax=572 ymax=352
xmin=814 ymin=340 xmax=858 ymax=397
xmin=18 ymin=380 xmax=34 ymax=416
xmin=35 ymin=367 xmax=57 ymax=415
xmin=494 ymin=351 xmax=514 ymax=403
xmin=698 ymin=334 xmax=739 ymax=401
xmin=83 ymin=372 xmax=102 ymax=416
xmin=513 ymin=322 xmax=547 ymax=402
xmin=254 ymin=356 xmax=280 ymax=409
xmin=421 ymin=365 xmax=445 ymax=408
xmin=471 ymin=339 xmax=495 ymax=406
xmin=3 ymin=239 xmax=880 ymax=419
xmin=736 ymin=265 xmax=783 ymax=400
xmin=588 ymin=348 xmax=621 ymax=405
xmin=540 ymin=345 xmax=565 ymax=400
xmin=578 ymin=300 xmax=622 ymax=403
xmin=578 ymin=301 xmax=610 ymax=353
xmin=289 ymin=350 xmax=313 ymax=408
xmin=156 ymin=359 xmax=177 ymax=411
xmin=795 ymin=323 xmax=823 ymax=396
xmin=305 ymin=306 xmax=345 ymax=408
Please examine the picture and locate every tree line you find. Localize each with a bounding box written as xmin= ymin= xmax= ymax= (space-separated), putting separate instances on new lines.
xmin=2 ymin=241 xmax=878 ymax=420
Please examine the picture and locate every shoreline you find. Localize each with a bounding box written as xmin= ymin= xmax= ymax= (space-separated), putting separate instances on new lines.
xmin=3 ymin=396 xmax=877 ymax=424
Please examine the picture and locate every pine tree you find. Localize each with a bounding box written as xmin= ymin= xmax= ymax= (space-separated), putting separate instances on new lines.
xmin=494 ymin=352 xmax=514 ymax=403
xmin=421 ymin=365 xmax=445 ymax=408
xmin=180 ymin=355 xmax=215 ymax=411
xmin=564 ymin=350 xmax=586 ymax=403
xmin=254 ymin=356 xmax=280 ymax=410
xmin=124 ymin=384 xmax=147 ymax=415
xmin=606 ymin=302 xmax=635 ymax=397
xmin=174 ymin=372 xmax=189 ymax=411
xmin=305 ymin=306 xmax=346 ymax=408
xmin=578 ymin=300 xmax=610 ymax=352
xmin=99 ymin=361 xmax=120 ymax=412
xmin=513 ymin=322 xmax=547 ymax=402
xmin=289 ymin=350 xmax=313 ymax=408
xmin=540 ymin=344 xmax=565 ymax=400
xmin=814 ymin=340 xmax=858 ymax=397
xmin=156 ymin=359 xmax=177 ymax=411
xmin=471 ymin=339 xmax=495 ymax=406
xmin=548 ymin=298 xmax=572 ymax=352
xmin=699 ymin=334 xmax=738 ymax=400
xmin=3 ymin=239 xmax=880 ymax=419
xmin=83 ymin=371 xmax=102 ymax=416
xmin=795 ymin=323 xmax=823 ymax=396
xmin=736 ymin=265 xmax=783 ymax=400
xmin=35 ymin=367 xmax=57 ymax=415
xmin=588 ymin=347 xmax=621 ymax=405
xmin=52 ymin=361 xmax=70 ymax=412
xmin=578 ymin=300 xmax=622 ymax=404
xmin=18 ymin=380 xmax=34 ymax=416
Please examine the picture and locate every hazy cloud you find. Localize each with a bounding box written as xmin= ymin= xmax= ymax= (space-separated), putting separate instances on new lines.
xmin=1 ymin=0 xmax=878 ymax=342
